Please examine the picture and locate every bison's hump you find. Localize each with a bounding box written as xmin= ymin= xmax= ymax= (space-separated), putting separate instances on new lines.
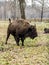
xmin=8 ymin=19 xmax=30 ymax=34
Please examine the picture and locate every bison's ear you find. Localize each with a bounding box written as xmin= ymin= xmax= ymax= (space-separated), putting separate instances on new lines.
xmin=44 ymin=28 xmax=47 ymax=31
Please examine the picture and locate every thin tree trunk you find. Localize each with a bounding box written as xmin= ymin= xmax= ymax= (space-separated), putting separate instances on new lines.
xmin=41 ymin=0 xmax=44 ymax=22
xmin=41 ymin=6 xmax=43 ymax=22
xmin=13 ymin=0 xmax=16 ymax=19
xmin=4 ymin=0 xmax=6 ymax=20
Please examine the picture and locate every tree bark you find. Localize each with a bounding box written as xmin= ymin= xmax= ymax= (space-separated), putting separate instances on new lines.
xmin=41 ymin=0 xmax=44 ymax=22
xmin=13 ymin=0 xmax=16 ymax=19
xmin=18 ymin=0 xmax=26 ymax=19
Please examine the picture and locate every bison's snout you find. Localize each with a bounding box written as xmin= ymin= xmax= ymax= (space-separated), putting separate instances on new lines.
xmin=32 ymin=32 xmax=38 ymax=39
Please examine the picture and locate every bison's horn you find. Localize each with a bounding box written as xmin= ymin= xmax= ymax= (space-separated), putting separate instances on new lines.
xmin=9 ymin=18 xmax=11 ymax=24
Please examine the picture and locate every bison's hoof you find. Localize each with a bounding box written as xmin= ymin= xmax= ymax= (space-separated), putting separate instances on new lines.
xmin=17 ymin=44 xmax=19 ymax=46
xmin=5 ymin=43 xmax=7 ymax=44
xmin=22 ymin=44 xmax=24 ymax=46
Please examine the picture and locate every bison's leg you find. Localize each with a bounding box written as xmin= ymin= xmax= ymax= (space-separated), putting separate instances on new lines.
xmin=5 ymin=33 xmax=10 ymax=44
xmin=14 ymin=36 xmax=20 ymax=46
xmin=16 ymin=38 xmax=20 ymax=46
xmin=21 ymin=37 xmax=24 ymax=46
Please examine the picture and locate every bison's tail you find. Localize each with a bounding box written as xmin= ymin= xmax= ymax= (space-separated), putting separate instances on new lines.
xmin=9 ymin=18 xmax=11 ymax=24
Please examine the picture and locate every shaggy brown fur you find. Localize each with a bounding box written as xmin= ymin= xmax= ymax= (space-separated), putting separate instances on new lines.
xmin=5 ymin=19 xmax=38 ymax=46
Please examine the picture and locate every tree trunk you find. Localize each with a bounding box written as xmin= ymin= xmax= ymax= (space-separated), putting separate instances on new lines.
xmin=18 ymin=0 xmax=26 ymax=19
xmin=41 ymin=6 xmax=43 ymax=22
xmin=13 ymin=0 xmax=16 ymax=19
xmin=41 ymin=0 xmax=44 ymax=22
xmin=4 ymin=0 xmax=6 ymax=20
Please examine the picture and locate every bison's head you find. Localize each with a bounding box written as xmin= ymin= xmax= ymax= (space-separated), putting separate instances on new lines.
xmin=27 ymin=25 xmax=38 ymax=39
xmin=44 ymin=28 xmax=47 ymax=33
xmin=44 ymin=28 xmax=49 ymax=33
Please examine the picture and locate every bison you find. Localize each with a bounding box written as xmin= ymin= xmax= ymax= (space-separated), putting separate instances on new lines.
xmin=44 ymin=28 xmax=49 ymax=33
xmin=5 ymin=18 xmax=38 ymax=46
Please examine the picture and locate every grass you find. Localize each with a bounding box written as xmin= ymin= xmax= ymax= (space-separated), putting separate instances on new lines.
xmin=0 ymin=21 xmax=49 ymax=65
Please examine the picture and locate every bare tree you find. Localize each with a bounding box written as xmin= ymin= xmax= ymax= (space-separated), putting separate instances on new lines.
xmin=18 ymin=0 xmax=26 ymax=19
xmin=32 ymin=0 xmax=47 ymax=22
xmin=4 ymin=0 xmax=6 ymax=20
xmin=13 ymin=0 xmax=16 ymax=19
xmin=41 ymin=0 xmax=44 ymax=22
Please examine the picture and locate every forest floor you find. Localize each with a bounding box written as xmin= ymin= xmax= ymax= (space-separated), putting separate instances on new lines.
xmin=0 ymin=21 xmax=49 ymax=65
